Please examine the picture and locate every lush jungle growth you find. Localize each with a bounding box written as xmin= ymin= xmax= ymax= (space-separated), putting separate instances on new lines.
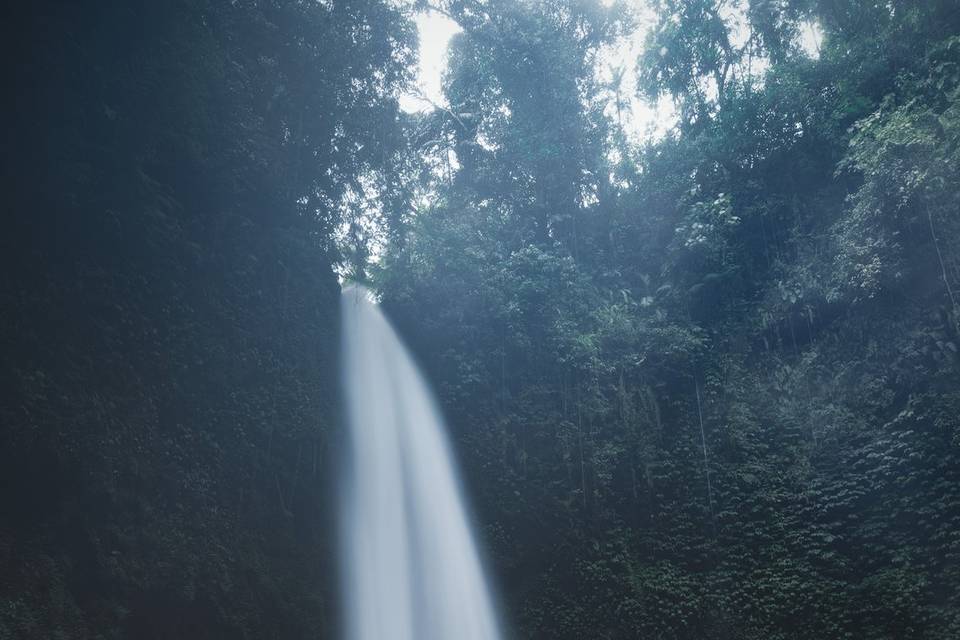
xmin=2 ymin=1 xmax=959 ymax=638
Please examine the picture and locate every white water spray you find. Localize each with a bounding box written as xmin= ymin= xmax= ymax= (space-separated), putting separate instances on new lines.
xmin=339 ymin=285 xmax=503 ymax=640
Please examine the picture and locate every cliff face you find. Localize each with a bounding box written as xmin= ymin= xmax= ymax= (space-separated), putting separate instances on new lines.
xmin=1 ymin=3 xmax=347 ymax=637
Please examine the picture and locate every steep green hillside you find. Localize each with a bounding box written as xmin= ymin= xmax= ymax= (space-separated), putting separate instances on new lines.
xmin=0 ymin=1 xmax=411 ymax=637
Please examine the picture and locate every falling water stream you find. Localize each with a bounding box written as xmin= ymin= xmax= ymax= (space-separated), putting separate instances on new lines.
xmin=339 ymin=284 xmax=503 ymax=640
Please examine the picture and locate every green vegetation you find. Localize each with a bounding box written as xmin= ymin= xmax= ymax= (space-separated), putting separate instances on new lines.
xmin=2 ymin=1 xmax=412 ymax=637
xmin=378 ymin=1 xmax=960 ymax=637
xmin=3 ymin=0 xmax=960 ymax=638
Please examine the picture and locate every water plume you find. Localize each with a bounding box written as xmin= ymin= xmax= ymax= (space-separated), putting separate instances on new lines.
xmin=339 ymin=284 xmax=503 ymax=640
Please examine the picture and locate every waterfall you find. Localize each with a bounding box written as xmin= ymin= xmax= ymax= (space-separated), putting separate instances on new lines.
xmin=339 ymin=284 xmax=503 ymax=640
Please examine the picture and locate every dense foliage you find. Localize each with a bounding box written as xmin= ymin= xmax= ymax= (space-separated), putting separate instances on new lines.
xmin=3 ymin=0 xmax=959 ymax=638
xmin=2 ymin=1 xmax=412 ymax=637
xmin=377 ymin=1 xmax=960 ymax=638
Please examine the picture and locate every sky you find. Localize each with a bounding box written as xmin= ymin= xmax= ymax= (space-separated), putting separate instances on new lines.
xmin=399 ymin=4 xmax=823 ymax=143
xmin=398 ymin=6 xmax=677 ymax=141
xmin=398 ymin=11 xmax=463 ymax=113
